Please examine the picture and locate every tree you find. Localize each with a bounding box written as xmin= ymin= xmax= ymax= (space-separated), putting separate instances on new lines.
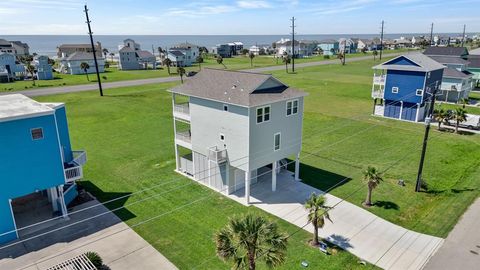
xmin=215 ymin=214 xmax=288 ymax=270
xmin=241 ymin=48 xmax=249 ymax=55
xmin=177 ymin=67 xmax=186 ymax=83
xmin=452 ymin=108 xmax=467 ymax=133
xmin=102 ymin=48 xmax=109 ymax=60
xmin=163 ymin=58 xmax=172 ymax=75
xmin=337 ymin=52 xmax=346 ymax=65
xmin=361 ymin=47 xmax=368 ymax=54
xmin=109 ymin=52 xmax=115 ymax=62
xmin=249 ymin=52 xmax=255 ymax=67
xmin=459 ymin=98 xmax=469 ymax=109
xmin=304 ymin=193 xmax=332 ymax=246
xmin=363 ymin=166 xmax=383 ymax=206
xmin=217 ymin=55 xmax=226 ymax=69
xmin=372 ymin=50 xmax=378 ymax=61
xmin=282 ymin=54 xmax=291 ymax=73
xmin=433 ymin=108 xmax=449 ymax=130
xmin=196 ymin=55 xmax=204 ymax=70
xmin=80 ymin=62 xmax=90 ymax=81
xmin=25 ymin=63 xmax=36 ymax=86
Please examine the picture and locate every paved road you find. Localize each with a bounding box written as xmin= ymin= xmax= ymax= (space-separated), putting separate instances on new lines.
xmin=423 ymin=198 xmax=480 ymax=270
xmin=228 ymin=169 xmax=443 ymax=270
xmin=1 ymin=52 xmax=404 ymax=98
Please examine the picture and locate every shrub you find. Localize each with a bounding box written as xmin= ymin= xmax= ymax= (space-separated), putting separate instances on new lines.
xmin=85 ymin=251 xmax=103 ymax=268
xmin=104 ymin=63 xmax=110 ymax=68
xmin=323 ymin=55 xmax=330 ymax=59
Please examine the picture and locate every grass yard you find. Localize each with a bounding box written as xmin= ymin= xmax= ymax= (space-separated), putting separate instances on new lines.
xmin=35 ymin=84 xmax=374 ymax=270
xmin=1 ymin=49 xmax=412 ymax=93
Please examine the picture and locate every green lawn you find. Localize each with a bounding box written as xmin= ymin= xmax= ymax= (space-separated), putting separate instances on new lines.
xmin=35 ymin=84 xmax=374 ymax=270
xmin=1 ymin=49 xmax=413 ymax=93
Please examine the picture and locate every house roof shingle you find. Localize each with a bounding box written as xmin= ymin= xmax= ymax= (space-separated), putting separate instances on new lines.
xmin=467 ymin=57 xmax=480 ymax=68
xmin=423 ymin=46 xmax=468 ymax=57
xmin=429 ymin=56 xmax=470 ymax=65
xmin=169 ymin=68 xmax=307 ymax=107
xmin=373 ymin=54 xmax=445 ymax=72
xmin=443 ymin=68 xmax=474 ymax=79
xmin=65 ymin=52 xmax=99 ymax=61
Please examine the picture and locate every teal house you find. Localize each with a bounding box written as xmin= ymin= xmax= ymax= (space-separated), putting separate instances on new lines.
xmin=0 ymin=94 xmax=86 ymax=244
xmin=317 ymin=40 xmax=339 ymax=56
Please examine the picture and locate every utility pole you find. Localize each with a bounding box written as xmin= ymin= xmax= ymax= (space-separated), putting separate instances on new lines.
xmin=430 ymin=23 xmax=434 ymax=46
xmin=84 ymin=5 xmax=103 ymax=97
xmin=290 ymin=17 xmax=296 ymax=73
xmin=415 ymin=81 xmax=439 ymax=192
xmin=379 ymin=20 xmax=384 ymax=60
xmin=461 ymin=24 xmax=466 ymax=47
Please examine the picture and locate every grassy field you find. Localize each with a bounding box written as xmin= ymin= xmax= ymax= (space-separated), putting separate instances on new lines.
xmin=1 ymin=49 xmax=413 ymax=93
xmin=35 ymin=84 xmax=375 ymax=270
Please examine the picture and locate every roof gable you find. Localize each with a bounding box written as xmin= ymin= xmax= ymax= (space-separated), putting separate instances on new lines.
xmin=373 ymin=54 xmax=445 ymax=72
xmin=384 ymin=56 xmax=420 ymax=67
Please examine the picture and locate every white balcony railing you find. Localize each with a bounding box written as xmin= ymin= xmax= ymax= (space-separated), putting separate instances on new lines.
xmin=176 ymin=130 xmax=191 ymax=144
xmin=174 ymin=103 xmax=190 ymax=115
xmin=372 ymin=90 xmax=384 ymax=99
xmin=373 ymin=75 xmax=386 ymax=85
xmin=208 ymin=146 xmax=227 ymax=164
xmin=72 ymin=150 xmax=87 ymax=166
xmin=65 ymin=165 xmax=83 ymax=182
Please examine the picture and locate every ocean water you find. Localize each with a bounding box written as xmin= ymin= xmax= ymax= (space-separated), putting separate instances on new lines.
xmin=0 ymin=34 xmax=466 ymax=57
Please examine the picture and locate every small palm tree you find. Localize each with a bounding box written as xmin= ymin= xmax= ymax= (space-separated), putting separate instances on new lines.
xmin=459 ymin=98 xmax=468 ymax=108
xmin=304 ymin=193 xmax=332 ymax=246
xmin=373 ymin=50 xmax=378 ymax=61
xmin=26 ymin=63 xmax=36 ymax=86
xmin=282 ymin=55 xmax=291 ymax=73
xmin=433 ymin=108 xmax=448 ymax=130
xmin=163 ymin=58 xmax=172 ymax=75
xmin=216 ymin=55 xmax=226 ymax=69
xmin=80 ymin=62 xmax=90 ymax=81
xmin=363 ymin=166 xmax=383 ymax=206
xmin=196 ymin=55 xmax=204 ymax=70
xmin=337 ymin=52 xmax=346 ymax=65
xmin=453 ymin=108 xmax=467 ymax=133
xmin=215 ymin=214 xmax=288 ymax=270
xmin=249 ymin=52 xmax=255 ymax=67
xmin=177 ymin=67 xmax=186 ymax=83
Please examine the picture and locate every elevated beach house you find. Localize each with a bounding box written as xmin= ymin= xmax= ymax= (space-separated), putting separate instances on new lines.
xmin=118 ymin=39 xmax=156 ymax=70
xmin=0 ymin=52 xmax=25 ymax=82
xmin=0 ymin=94 xmax=86 ymax=244
xmin=167 ymin=42 xmax=199 ymax=67
xmin=317 ymin=39 xmax=339 ymax=56
xmin=59 ymin=52 xmax=105 ymax=75
xmin=34 ymin=55 xmax=53 ymax=80
xmin=467 ymin=48 xmax=480 ymax=88
xmin=371 ymin=54 xmax=445 ymax=122
xmin=170 ymin=69 xmax=307 ymax=204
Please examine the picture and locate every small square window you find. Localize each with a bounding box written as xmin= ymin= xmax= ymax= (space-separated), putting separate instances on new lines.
xmin=416 ymin=89 xmax=423 ymax=96
xmin=223 ymin=105 xmax=228 ymax=111
xmin=392 ymin=87 xmax=399 ymax=94
xmin=220 ymin=134 xmax=225 ymax=141
xmin=31 ymin=128 xmax=44 ymax=140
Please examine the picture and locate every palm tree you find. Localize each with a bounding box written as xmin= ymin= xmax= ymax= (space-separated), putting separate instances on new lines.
xmin=177 ymin=67 xmax=186 ymax=83
xmin=80 ymin=62 xmax=90 ymax=81
xmin=337 ymin=52 xmax=346 ymax=65
xmin=282 ymin=55 xmax=291 ymax=73
xmin=217 ymin=55 xmax=226 ymax=69
xmin=102 ymin=48 xmax=109 ymax=61
xmin=304 ymin=193 xmax=332 ymax=246
xmin=433 ymin=108 xmax=448 ymax=130
xmin=373 ymin=50 xmax=378 ymax=61
xmin=25 ymin=63 xmax=36 ymax=86
xmin=363 ymin=166 xmax=383 ymax=207
xmin=109 ymin=52 xmax=115 ymax=62
xmin=196 ymin=55 xmax=204 ymax=70
xmin=453 ymin=108 xmax=467 ymax=133
xmin=163 ymin=58 xmax=172 ymax=75
xmin=249 ymin=52 xmax=255 ymax=67
xmin=215 ymin=214 xmax=288 ymax=270
xmin=459 ymin=98 xmax=468 ymax=108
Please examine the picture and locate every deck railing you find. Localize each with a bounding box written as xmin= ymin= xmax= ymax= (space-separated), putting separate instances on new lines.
xmin=373 ymin=75 xmax=386 ymax=85
xmin=174 ymin=103 xmax=190 ymax=116
xmin=176 ymin=130 xmax=191 ymax=144
xmin=372 ymin=90 xmax=384 ymax=99
xmin=64 ymin=166 xmax=83 ymax=182
xmin=208 ymin=146 xmax=227 ymax=163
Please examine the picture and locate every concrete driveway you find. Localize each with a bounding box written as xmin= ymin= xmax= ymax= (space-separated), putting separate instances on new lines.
xmin=0 ymin=199 xmax=177 ymax=270
xmin=229 ymin=169 xmax=443 ymax=270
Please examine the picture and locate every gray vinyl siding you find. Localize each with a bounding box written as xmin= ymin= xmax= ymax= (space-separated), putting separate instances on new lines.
xmin=189 ymin=97 xmax=249 ymax=171
xmin=248 ymin=97 xmax=304 ymax=170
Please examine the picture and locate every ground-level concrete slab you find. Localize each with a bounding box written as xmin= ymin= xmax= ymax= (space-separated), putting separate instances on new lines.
xmin=229 ymin=169 xmax=444 ymax=270
xmin=0 ymin=199 xmax=177 ymax=270
xmin=423 ymin=198 xmax=480 ymax=270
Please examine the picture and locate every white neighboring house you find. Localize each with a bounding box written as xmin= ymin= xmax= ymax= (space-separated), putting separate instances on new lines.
xmin=249 ymin=45 xmax=261 ymax=55
xmin=274 ymin=38 xmax=317 ymax=57
xmin=59 ymin=52 xmax=105 ymax=75
xmin=170 ymin=68 xmax=307 ymax=204
xmin=169 ymin=42 xmax=199 ymax=67
xmin=118 ymin=39 xmax=156 ymax=70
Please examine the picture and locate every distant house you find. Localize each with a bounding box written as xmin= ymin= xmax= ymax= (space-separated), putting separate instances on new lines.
xmin=167 ymin=50 xmax=187 ymax=67
xmin=0 ymin=52 xmax=24 ymax=82
xmin=0 ymin=39 xmax=16 ymax=55
xmin=34 ymin=55 xmax=53 ymax=80
xmin=317 ymin=39 xmax=339 ymax=56
xmin=118 ymin=39 xmax=156 ymax=70
xmin=229 ymin=42 xmax=244 ymax=55
xmin=249 ymin=45 xmax=270 ymax=56
xmin=0 ymin=94 xmax=87 ymax=244
xmin=357 ymin=39 xmax=373 ymax=51
xmin=57 ymin=42 xmax=103 ymax=59
xmin=169 ymin=42 xmax=199 ymax=66
xmin=371 ymin=54 xmax=445 ymax=122
xmin=10 ymin=41 xmax=30 ymax=56
xmin=59 ymin=52 xmax=105 ymax=75
xmin=169 ymin=69 xmax=307 ymax=204
xmin=211 ymin=44 xmax=232 ymax=58
xmin=468 ymin=48 xmax=480 ymax=88
xmin=274 ymin=38 xmax=318 ymax=57
xmin=424 ymin=47 xmax=474 ymax=103
xmin=338 ymin=38 xmax=357 ymax=54
xmin=433 ymin=36 xmax=450 ymax=47
xmin=248 ymin=45 xmax=260 ymax=56
xmin=393 ymin=37 xmax=413 ymax=49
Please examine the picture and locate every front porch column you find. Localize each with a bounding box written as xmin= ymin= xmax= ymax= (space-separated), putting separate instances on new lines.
xmin=272 ymin=161 xmax=277 ymax=192
xmin=295 ymin=153 xmax=300 ymax=181
xmin=50 ymin=187 xmax=59 ymax=212
xmin=57 ymin=185 xmax=68 ymax=219
xmin=399 ymin=101 xmax=403 ymax=119
xmin=415 ymin=103 xmax=420 ymax=122
xmin=245 ymin=170 xmax=251 ymax=205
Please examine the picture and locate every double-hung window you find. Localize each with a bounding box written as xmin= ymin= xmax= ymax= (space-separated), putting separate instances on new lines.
xmin=286 ymin=100 xmax=299 ymax=116
xmin=256 ymin=105 xmax=271 ymax=124
xmin=274 ymin=133 xmax=281 ymax=151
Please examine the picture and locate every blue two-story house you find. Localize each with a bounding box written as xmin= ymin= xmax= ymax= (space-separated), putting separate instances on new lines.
xmin=0 ymin=94 xmax=86 ymax=244
xmin=371 ymin=54 xmax=445 ymax=122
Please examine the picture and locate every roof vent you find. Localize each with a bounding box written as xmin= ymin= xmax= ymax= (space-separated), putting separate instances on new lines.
xmin=240 ymin=88 xmax=244 ymax=92
xmin=232 ymin=84 xmax=237 ymax=89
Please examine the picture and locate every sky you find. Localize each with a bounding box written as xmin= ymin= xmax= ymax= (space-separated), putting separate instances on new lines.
xmin=0 ymin=0 xmax=479 ymax=35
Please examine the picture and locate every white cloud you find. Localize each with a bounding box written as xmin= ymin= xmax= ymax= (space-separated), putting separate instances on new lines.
xmin=166 ymin=5 xmax=237 ymax=17
xmin=236 ymin=0 xmax=271 ymax=9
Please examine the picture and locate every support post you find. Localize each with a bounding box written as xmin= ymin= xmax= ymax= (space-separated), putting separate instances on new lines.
xmin=50 ymin=187 xmax=59 ymax=212
xmin=399 ymin=101 xmax=403 ymax=119
xmin=272 ymin=161 xmax=277 ymax=192
xmin=58 ymin=185 xmax=68 ymax=219
xmin=245 ymin=170 xmax=250 ymax=205
xmin=9 ymin=199 xmax=19 ymax=239
xmin=295 ymin=153 xmax=300 ymax=181
xmin=84 ymin=5 xmax=103 ymax=96
xmin=415 ymin=103 xmax=420 ymax=122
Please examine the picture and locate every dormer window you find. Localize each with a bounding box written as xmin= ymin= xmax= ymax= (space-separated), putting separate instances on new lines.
xmin=392 ymin=87 xmax=399 ymax=94
xmin=256 ymin=105 xmax=271 ymax=124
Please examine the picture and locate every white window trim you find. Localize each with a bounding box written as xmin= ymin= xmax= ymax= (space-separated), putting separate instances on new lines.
xmin=416 ymin=89 xmax=423 ymax=96
xmin=286 ymin=99 xmax=299 ymax=117
xmin=274 ymin=132 xmax=281 ymax=151
xmin=392 ymin=87 xmax=399 ymax=94
xmin=31 ymin=127 xmax=44 ymax=141
xmin=256 ymin=105 xmax=271 ymax=124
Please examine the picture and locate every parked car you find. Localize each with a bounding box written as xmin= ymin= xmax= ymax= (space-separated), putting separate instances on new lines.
xmin=445 ymin=112 xmax=480 ymax=130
